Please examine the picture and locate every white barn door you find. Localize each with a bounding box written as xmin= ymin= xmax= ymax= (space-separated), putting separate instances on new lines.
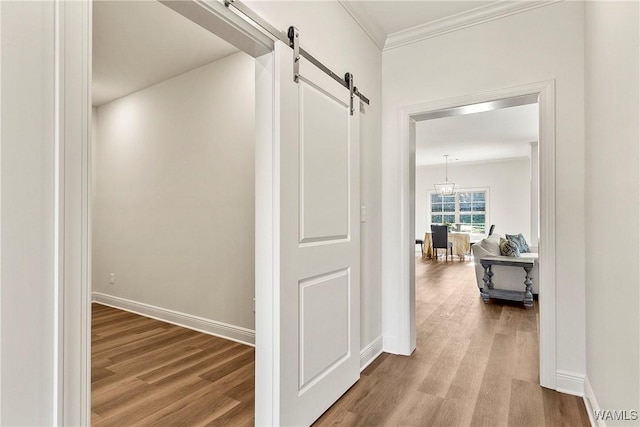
xmin=258 ymin=41 xmax=361 ymax=426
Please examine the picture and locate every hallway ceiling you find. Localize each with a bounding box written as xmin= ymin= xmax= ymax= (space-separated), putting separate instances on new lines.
xmin=355 ymin=0 xmax=494 ymax=35
xmin=93 ymin=1 xmax=239 ymax=106
xmin=415 ymin=103 xmax=539 ymax=166
xmin=340 ymin=0 xmax=560 ymax=50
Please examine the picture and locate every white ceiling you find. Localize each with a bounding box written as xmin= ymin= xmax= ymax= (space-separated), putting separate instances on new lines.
xmin=356 ymin=1 xmax=494 ymax=35
xmin=340 ymin=0 xmax=559 ymax=50
xmin=92 ymin=1 xmax=239 ymax=106
xmin=415 ymin=103 xmax=539 ymax=166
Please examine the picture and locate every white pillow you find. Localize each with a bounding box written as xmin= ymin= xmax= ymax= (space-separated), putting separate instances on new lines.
xmin=478 ymin=237 xmax=501 ymax=256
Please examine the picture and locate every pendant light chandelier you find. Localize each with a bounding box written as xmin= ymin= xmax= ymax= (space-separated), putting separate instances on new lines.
xmin=434 ymin=154 xmax=456 ymax=196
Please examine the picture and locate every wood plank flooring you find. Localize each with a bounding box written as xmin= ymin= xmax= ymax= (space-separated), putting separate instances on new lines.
xmin=92 ymin=257 xmax=590 ymax=426
xmin=314 ymin=258 xmax=591 ymax=426
xmin=91 ymin=303 xmax=254 ymax=426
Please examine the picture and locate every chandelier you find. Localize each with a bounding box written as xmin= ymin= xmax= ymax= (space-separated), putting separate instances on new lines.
xmin=434 ymin=154 xmax=456 ymax=196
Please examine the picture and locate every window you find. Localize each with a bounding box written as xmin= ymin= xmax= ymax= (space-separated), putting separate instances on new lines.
xmin=430 ymin=193 xmax=456 ymax=225
xmin=429 ymin=190 xmax=487 ymax=233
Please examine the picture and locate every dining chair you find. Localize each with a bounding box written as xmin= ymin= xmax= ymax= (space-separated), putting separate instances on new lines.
xmin=431 ymin=224 xmax=453 ymax=261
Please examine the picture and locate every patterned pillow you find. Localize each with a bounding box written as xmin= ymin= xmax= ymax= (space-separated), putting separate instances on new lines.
xmin=506 ymin=233 xmax=529 ymax=253
xmin=499 ymin=237 xmax=521 ymax=257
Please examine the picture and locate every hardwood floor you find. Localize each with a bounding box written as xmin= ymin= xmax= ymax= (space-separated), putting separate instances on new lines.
xmin=314 ymin=258 xmax=590 ymax=426
xmin=92 ymin=258 xmax=590 ymax=426
xmin=91 ymin=303 xmax=254 ymax=426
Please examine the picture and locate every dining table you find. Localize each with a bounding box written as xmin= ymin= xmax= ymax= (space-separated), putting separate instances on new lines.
xmin=423 ymin=231 xmax=471 ymax=260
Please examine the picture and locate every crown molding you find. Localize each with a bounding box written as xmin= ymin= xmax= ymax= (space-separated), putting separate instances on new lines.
xmin=384 ymin=0 xmax=564 ymax=51
xmin=338 ymin=0 xmax=386 ymax=51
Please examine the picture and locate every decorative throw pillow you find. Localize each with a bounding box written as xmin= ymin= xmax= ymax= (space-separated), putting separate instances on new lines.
xmin=506 ymin=233 xmax=529 ymax=253
xmin=499 ymin=237 xmax=521 ymax=257
xmin=478 ymin=237 xmax=501 ymax=256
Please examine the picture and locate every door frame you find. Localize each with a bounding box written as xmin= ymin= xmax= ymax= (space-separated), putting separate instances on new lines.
xmin=55 ymin=0 xmax=275 ymax=424
xmin=395 ymin=80 xmax=557 ymax=389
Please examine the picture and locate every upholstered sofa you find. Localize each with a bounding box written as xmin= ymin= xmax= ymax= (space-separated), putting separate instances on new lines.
xmin=471 ymin=234 xmax=539 ymax=295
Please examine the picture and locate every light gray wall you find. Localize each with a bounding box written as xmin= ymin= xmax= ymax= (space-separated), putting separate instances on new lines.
xmin=585 ymin=1 xmax=640 ymax=423
xmin=92 ymin=52 xmax=255 ymax=331
xmin=248 ymin=0 xmax=383 ymax=351
xmin=416 ymin=158 xmax=531 ymax=243
xmin=1 ymin=2 xmax=56 ymax=424
xmin=382 ymin=0 xmax=586 ymax=377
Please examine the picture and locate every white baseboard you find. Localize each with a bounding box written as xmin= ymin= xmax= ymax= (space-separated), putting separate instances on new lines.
xmin=382 ymin=336 xmax=399 ymax=354
xmin=556 ymin=369 xmax=585 ymax=396
xmin=360 ymin=336 xmax=383 ymax=371
xmin=92 ymin=292 xmax=255 ymax=346
xmin=584 ymin=377 xmax=603 ymax=427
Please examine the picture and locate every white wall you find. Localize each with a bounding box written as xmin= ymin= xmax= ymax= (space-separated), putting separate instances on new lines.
xmin=585 ymin=1 xmax=640 ymax=424
xmin=92 ymin=53 xmax=256 ymax=333
xmin=416 ymin=158 xmax=531 ymax=243
xmin=0 ymin=2 xmax=56 ymax=425
xmin=530 ymin=142 xmax=539 ymax=246
xmin=247 ymin=1 xmax=383 ymax=352
xmin=382 ymin=1 xmax=586 ymax=380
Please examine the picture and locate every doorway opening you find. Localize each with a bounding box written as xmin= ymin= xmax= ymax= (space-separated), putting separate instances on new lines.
xmin=397 ymin=82 xmax=557 ymax=389
xmin=90 ymin=1 xmax=257 ymax=423
xmin=412 ymin=96 xmax=543 ymax=411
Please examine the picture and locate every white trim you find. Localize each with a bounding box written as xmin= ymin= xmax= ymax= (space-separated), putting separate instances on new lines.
xmin=359 ymin=336 xmax=383 ymax=371
xmin=52 ymin=0 xmax=63 ymax=422
xmin=56 ymin=1 xmax=92 ymax=425
xmin=92 ymin=293 xmax=255 ymax=346
xmin=254 ymin=43 xmax=279 ymax=426
xmin=584 ymin=377 xmax=603 ymax=427
xmin=159 ymin=0 xmax=273 ymax=57
xmin=395 ymin=80 xmax=557 ymax=389
xmin=0 ymin=5 xmax=3 ymax=424
xmin=537 ymin=80 xmax=557 ymax=389
xmin=556 ymin=369 xmax=585 ymax=396
xmin=384 ymin=0 xmax=563 ymax=51
xmin=382 ymin=336 xmax=400 ymax=354
xmin=338 ymin=0 xmax=386 ymax=51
